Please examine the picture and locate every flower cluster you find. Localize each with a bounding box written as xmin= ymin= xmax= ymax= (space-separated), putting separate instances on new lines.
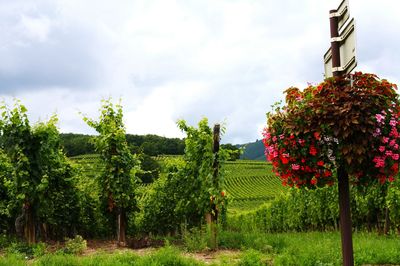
xmin=264 ymin=72 xmax=400 ymax=188
xmin=263 ymin=129 xmax=336 ymax=188
xmin=370 ymin=109 xmax=400 ymax=183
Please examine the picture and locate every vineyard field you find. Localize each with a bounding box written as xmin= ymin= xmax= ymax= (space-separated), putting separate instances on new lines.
xmin=224 ymin=160 xmax=286 ymax=212
xmin=69 ymin=155 xmax=286 ymax=212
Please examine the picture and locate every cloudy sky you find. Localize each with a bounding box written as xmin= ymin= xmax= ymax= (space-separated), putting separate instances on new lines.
xmin=1 ymin=0 xmax=399 ymax=144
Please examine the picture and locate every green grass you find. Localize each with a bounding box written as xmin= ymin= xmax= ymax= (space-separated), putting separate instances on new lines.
xmin=217 ymin=231 xmax=400 ymax=265
xmin=0 ymin=246 xmax=204 ymax=266
xmin=2 ymin=232 xmax=400 ymax=265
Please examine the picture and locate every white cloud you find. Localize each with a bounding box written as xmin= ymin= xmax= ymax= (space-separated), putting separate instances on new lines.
xmin=1 ymin=0 xmax=400 ymax=144
xmin=18 ymin=15 xmax=52 ymax=43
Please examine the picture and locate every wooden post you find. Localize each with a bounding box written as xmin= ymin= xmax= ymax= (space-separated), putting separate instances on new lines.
xmin=213 ymin=124 xmax=220 ymax=188
xmin=117 ymin=210 xmax=126 ymax=246
xmin=25 ymin=206 xmax=36 ymax=244
xmin=209 ymin=124 xmax=220 ymax=250
xmin=384 ymin=207 xmax=390 ymax=235
xmin=330 ymin=8 xmax=354 ymax=265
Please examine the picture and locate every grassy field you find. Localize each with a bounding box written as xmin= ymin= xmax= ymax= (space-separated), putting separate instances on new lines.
xmin=70 ymin=155 xmax=285 ymax=212
xmin=2 ymin=232 xmax=400 ymax=265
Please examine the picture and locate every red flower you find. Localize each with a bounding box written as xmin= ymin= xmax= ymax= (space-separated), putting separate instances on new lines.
xmin=324 ymin=170 xmax=332 ymax=177
xmin=314 ymin=132 xmax=321 ymax=140
xmin=281 ymin=157 xmax=289 ymax=164
xmin=311 ymin=178 xmax=317 ymax=185
xmin=317 ymin=161 xmax=324 ymax=166
xmin=391 ymin=163 xmax=399 ymax=172
xmin=309 ymin=146 xmax=317 ymax=156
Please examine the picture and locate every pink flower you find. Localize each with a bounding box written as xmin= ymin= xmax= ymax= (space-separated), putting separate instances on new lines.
xmin=395 ymin=144 xmax=399 ymax=150
xmin=390 ymin=139 xmax=396 ymax=147
xmin=376 ymin=114 xmax=385 ymax=123
xmin=373 ymin=156 xmax=385 ymax=168
xmin=390 ymin=120 xmax=397 ymax=127
xmin=373 ymin=128 xmax=381 ymax=137
xmin=279 ymin=134 xmax=285 ymax=140
xmin=292 ymin=164 xmax=300 ymax=170
xmin=272 ymin=136 xmax=277 ymax=142
xmin=392 ymin=154 xmax=399 ymax=160
xmin=390 ymin=128 xmax=399 ymax=138
xmin=386 ymin=150 xmax=393 ymax=157
xmin=383 ymin=137 xmax=389 ymax=144
xmin=379 ymin=146 xmax=385 ymax=152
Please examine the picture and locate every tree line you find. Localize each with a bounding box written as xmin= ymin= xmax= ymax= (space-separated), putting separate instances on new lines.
xmin=60 ymin=133 xmax=185 ymax=157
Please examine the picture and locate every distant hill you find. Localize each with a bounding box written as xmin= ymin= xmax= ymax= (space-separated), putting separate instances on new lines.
xmin=239 ymin=139 xmax=266 ymax=161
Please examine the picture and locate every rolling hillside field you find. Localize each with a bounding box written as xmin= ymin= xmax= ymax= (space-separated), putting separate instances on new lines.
xmin=69 ymin=155 xmax=285 ymax=212
xmin=224 ymin=160 xmax=286 ymax=211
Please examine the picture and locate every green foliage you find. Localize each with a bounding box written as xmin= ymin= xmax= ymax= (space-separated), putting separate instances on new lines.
xmin=3 ymin=241 xmax=47 ymax=258
xmin=31 ymin=246 xmax=203 ymax=266
xmin=63 ymin=235 xmax=87 ymax=255
xmin=82 ymin=99 xmax=140 ymax=214
xmin=182 ymin=226 xmax=209 ymax=252
xmin=177 ymin=118 xmax=226 ymax=218
xmin=237 ymin=249 xmax=265 ymax=266
xmin=139 ymin=157 xmax=192 ymax=234
xmin=32 ymin=242 xmax=47 ymax=257
xmin=0 ymin=100 xmax=79 ymax=240
xmin=0 ymin=149 xmax=12 ymax=232
xmin=60 ymin=133 xmax=185 ymax=157
xmin=139 ymin=119 xmax=227 ymax=234
xmin=60 ymin=133 xmax=95 ymax=157
xmin=32 ymin=117 xmax=80 ymax=239
xmin=0 ymin=254 xmax=27 ymax=266
xmin=138 ymin=245 xmax=204 ymax=266
xmin=387 ymin=177 xmax=400 ymax=230
xmin=136 ymin=153 xmax=160 ymax=183
xmin=0 ymin=100 xmax=36 ymax=213
xmin=126 ymin=134 xmax=185 ymax=156
xmin=228 ymin=175 xmax=400 ymax=233
xmin=64 ymin=155 xmax=108 ymax=238
xmin=221 ymin=143 xmax=241 ymax=161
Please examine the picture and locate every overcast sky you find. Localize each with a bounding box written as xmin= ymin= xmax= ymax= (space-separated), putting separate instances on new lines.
xmin=1 ymin=0 xmax=399 ymax=144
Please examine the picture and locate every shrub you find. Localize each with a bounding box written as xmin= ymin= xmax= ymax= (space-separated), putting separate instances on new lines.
xmin=238 ymin=249 xmax=265 ymax=266
xmin=63 ymin=235 xmax=87 ymax=255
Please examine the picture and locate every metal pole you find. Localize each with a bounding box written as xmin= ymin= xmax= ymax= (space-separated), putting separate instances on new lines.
xmin=330 ymin=8 xmax=354 ymax=266
xmin=337 ymin=166 xmax=354 ymax=266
